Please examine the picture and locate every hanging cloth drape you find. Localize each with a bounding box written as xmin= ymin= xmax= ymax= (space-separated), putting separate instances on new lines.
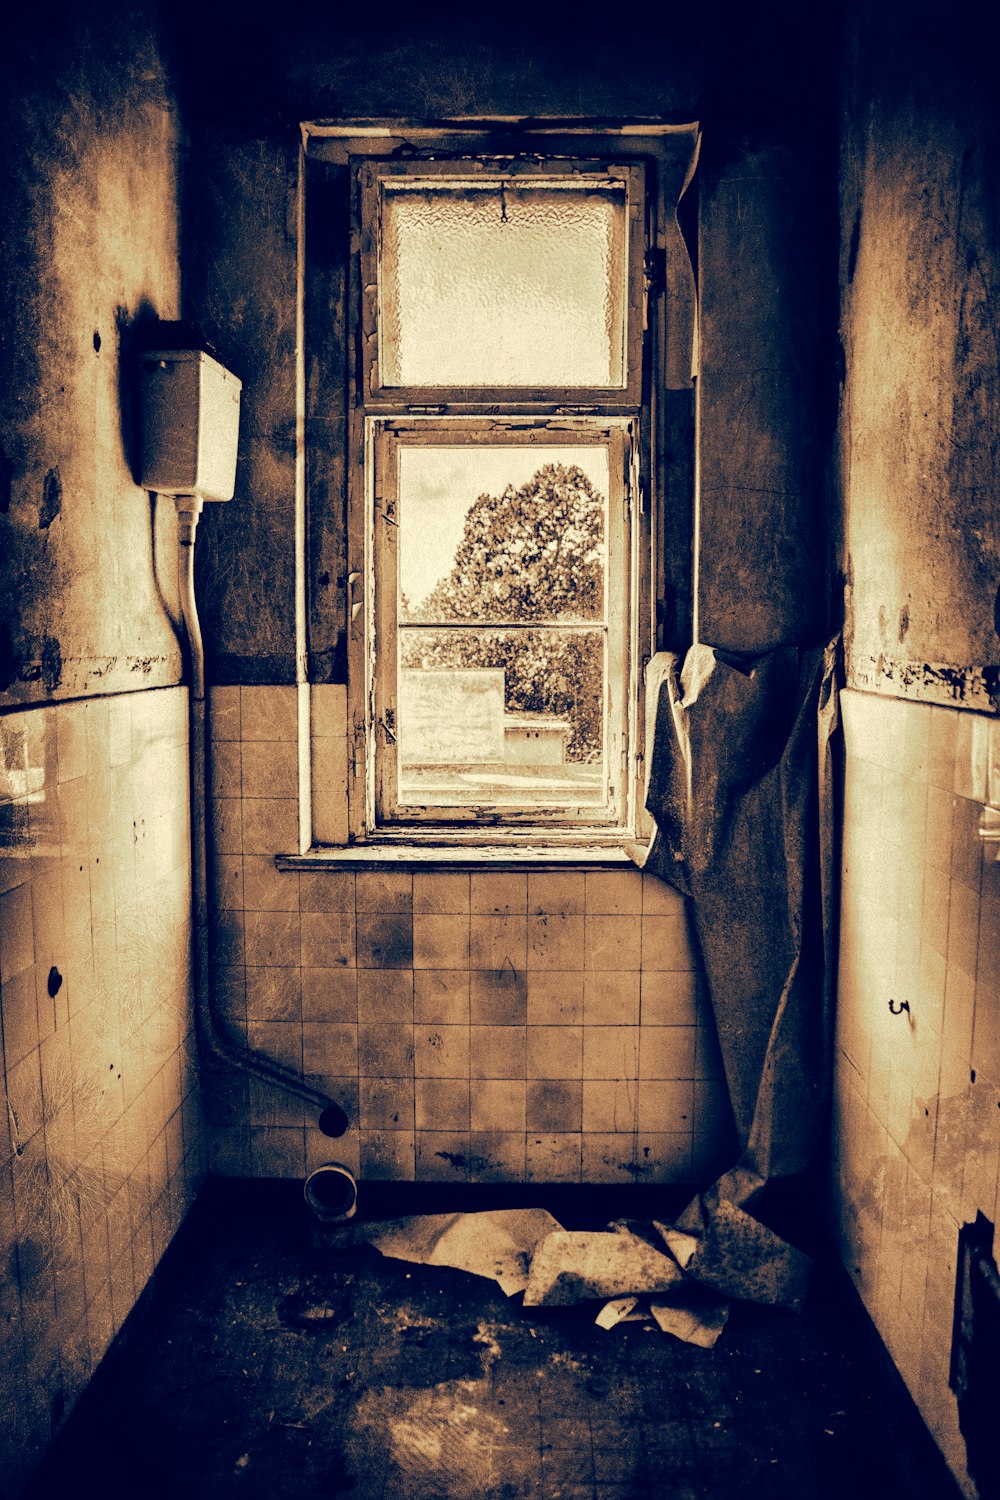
xmin=632 ymin=638 xmax=840 ymax=1302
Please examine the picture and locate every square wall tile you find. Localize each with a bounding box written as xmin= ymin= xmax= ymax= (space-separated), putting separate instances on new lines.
xmin=357 ymin=914 xmax=413 ymax=969
xmin=470 ymin=873 xmax=527 ymax=915
xmin=211 ymin=855 xmax=244 ymax=911
xmin=244 ymin=910 xmax=300 ymax=968
xmin=470 ymin=1026 xmax=526 ymax=1079
xmin=251 ymin=1127 xmax=305 ymax=1178
xmin=210 ymin=741 xmax=241 ymax=800
xmin=301 ymin=968 xmax=358 ymax=1023
xmin=642 ymin=876 xmax=686 ymax=915
xmin=414 ymin=1025 xmax=470 ymax=1079
xmin=413 ymin=913 xmax=470 ymax=969
xmin=360 ymin=1130 xmax=415 ymax=1180
xmin=210 ymin=800 xmax=242 ymax=857
xmin=585 ymin=870 xmax=643 ymax=915
xmin=584 ymin=915 xmax=641 ymax=971
xmin=242 ymin=798 xmax=298 ymax=856
xmin=583 ymin=1079 xmax=638 ymax=1133
xmin=299 ymin=870 xmax=355 ymax=913
xmin=527 ymin=1026 xmax=582 ymax=1079
xmin=413 ymin=872 xmax=470 ymax=915
xmin=470 ymin=915 xmax=527 ymax=972
xmin=208 ymin=687 xmax=241 ymax=742
xmin=243 ymin=856 xmax=299 ymax=912
xmin=639 ymin=1026 xmax=696 ymax=1080
xmin=526 ymin=1080 xmax=582 ymax=1131
xmin=528 ymin=872 xmax=585 ymax=916
xmin=311 ymin=684 xmax=347 ymax=740
xmin=471 ymin=968 xmax=527 ymax=1025
xmin=301 ymin=912 xmax=355 ymax=969
xmin=582 ymin=1133 xmax=636 ymax=1184
xmin=358 ymin=970 xmax=412 ymax=1022
xmin=641 ymin=914 xmax=694 ymax=971
xmin=0 ymin=883 xmax=35 ymax=978
xmin=635 ymin=1133 xmax=693 ymax=1183
xmin=242 ymin=740 xmax=298 ymax=800
xmin=356 ymin=871 xmax=412 ymax=913
xmin=927 ymin=706 xmax=958 ymax=792
xmin=358 ymin=1023 xmax=414 ymax=1077
xmin=416 ymin=1132 xmax=472 ymax=1182
xmin=584 ymin=971 xmax=640 ymax=1026
xmin=470 ymin=1079 xmax=526 ymax=1132
xmin=527 ymin=1133 xmax=582 ymax=1183
xmin=56 ymin=702 xmax=88 ymax=782
xmin=245 ymin=966 xmax=301 ymax=1022
xmin=583 ymin=1026 xmax=639 ymax=1079
xmin=527 ymin=913 xmax=585 ymax=970
xmin=246 ymin=1020 xmax=303 ymax=1072
xmin=241 ymin=686 xmax=297 ymax=743
xmin=311 ymin=739 xmax=349 ymax=846
xmin=527 ymin=971 xmax=584 ymax=1025
xmin=470 ymin=1131 xmax=526 ymax=1183
xmin=638 ymin=1079 xmax=694 ymax=1132
xmin=415 ymin=1077 xmax=470 ymax=1130
xmin=359 ymin=1076 xmax=414 ymax=1131
xmin=414 ymin=970 xmax=470 ymax=1024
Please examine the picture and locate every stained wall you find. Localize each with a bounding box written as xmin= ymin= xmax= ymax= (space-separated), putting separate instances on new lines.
xmin=833 ymin=3 xmax=1000 ymax=1494
xmin=0 ymin=5 xmax=203 ymax=1487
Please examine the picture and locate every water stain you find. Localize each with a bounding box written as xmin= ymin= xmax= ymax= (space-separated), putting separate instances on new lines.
xmin=39 ymin=467 xmax=61 ymax=529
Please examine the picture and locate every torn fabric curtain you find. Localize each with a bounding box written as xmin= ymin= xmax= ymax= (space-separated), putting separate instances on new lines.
xmin=636 ymin=638 xmax=840 ymax=1188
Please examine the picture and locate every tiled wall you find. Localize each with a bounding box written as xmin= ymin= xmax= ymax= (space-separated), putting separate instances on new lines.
xmin=207 ymin=684 xmax=737 ymax=1186
xmin=833 ymin=689 xmax=1000 ymax=1496
xmin=0 ymin=688 xmax=203 ymax=1489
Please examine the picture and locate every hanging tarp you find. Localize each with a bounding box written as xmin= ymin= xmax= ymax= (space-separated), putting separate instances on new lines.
xmin=634 ymin=638 xmax=840 ymax=1275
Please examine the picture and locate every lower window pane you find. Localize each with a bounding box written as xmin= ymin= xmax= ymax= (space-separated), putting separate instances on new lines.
xmin=398 ymin=627 xmax=606 ymax=808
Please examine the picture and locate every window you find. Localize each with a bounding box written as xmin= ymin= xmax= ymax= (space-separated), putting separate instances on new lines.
xmin=301 ymin=125 xmax=699 ymax=851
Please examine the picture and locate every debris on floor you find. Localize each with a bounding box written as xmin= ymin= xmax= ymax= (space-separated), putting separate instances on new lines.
xmin=30 ymin=1181 xmax=966 ymax=1500
xmin=648 ymin=1283 xmax=731 ymax=1348
xmin=348 ymin=1198 xmax=802 ymax=1346
xmin=523 ymin=1225 xmax=684 ymax=1306
xmin=355 ymin=1207 xmax=562 ymax=1296
xmin=672 ymin=1187 xmax=813 ymax=1310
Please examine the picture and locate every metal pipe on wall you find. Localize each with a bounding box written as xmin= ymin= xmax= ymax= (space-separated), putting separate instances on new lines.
xmin=177 ymin=497 xmax=348 ymax=1136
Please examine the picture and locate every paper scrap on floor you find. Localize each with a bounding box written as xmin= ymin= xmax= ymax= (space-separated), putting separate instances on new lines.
xmin=356 ymin=1208 xmax=563 ymax=1296
xmin=523 ymin=1227 xmax=684 ymax=1307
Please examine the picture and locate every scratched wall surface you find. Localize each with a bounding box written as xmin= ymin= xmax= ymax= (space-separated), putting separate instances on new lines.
xmin=0 ymin=1 xmax=184 ymax=708
xmin=838 ymin=0 xmax=1000 ymax=709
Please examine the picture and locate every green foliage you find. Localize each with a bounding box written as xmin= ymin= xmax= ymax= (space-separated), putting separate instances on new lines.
xmin=404 ymin=462 xmax=606 ymax=762
xmin=411 ymin=461 xmax=605 ymax=624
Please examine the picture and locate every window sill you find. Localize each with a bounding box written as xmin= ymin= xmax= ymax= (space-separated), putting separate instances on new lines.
xmin=276 ymin=841 xmax=640 ymax=871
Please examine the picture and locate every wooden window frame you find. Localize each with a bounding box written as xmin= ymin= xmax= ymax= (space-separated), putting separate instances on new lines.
xmin=367 ymin=417 xmax=636 ymax=832
xmin=300 ymin=126 xmax=684 ymax=852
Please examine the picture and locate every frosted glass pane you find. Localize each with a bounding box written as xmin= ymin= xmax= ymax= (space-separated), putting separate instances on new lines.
xmin=398 ymin=445 xmax=608 ymax=625
xmin=398 ymin=627 xmax=606 ymax=807
xmin=380 ymin=181 xmax=626 ymax=388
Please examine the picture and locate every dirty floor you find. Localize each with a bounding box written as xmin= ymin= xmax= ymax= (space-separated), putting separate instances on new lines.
xmin=32 ymin=1182 xmax=961 ymax=1500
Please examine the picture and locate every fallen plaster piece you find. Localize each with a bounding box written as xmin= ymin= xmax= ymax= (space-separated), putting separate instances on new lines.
xmin=649 ymin=1285 xmax=730 ymax=1348
xmin=523 ymin=1228 xmax=684 ymax=1308
xmin=595 ymin=1297 xmax=641 ymax=1330
xmin=357 ymin=1208 xmax=562 ymax=1297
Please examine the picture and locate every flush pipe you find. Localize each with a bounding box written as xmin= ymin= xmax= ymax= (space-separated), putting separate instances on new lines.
xmin=176 ymin=497 xmax=348 ymax=1136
